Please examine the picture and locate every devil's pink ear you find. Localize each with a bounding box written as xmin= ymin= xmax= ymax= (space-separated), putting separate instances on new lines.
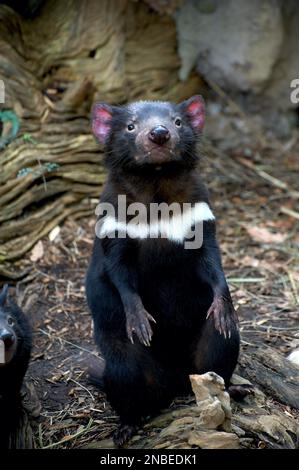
xmin=92 ymin=103 xmax=113 ymax=144
xmin=180 ymin=95 xmax=205 ymax=132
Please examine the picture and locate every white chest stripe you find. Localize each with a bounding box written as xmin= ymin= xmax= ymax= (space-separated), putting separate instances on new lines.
xmin=98 ymin=202 xmax=215 ymax=243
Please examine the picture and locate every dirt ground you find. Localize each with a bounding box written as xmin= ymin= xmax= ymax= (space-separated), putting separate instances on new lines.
xmin=8 ymin=105 xmax=299 ymax=448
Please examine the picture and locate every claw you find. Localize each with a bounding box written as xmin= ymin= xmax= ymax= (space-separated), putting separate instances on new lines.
xmin=215 ymin=313 xmax=221 ymax=334
xmin=221 ymin=315 xmax=227 ymax=339
xmin=128 ymin=331 xmax=134 ymax=344
xmin=137 ymin=330 xmax=144 ymax=344
xmin=126 ymin=307 xmax=155 ymax=346
xmin=147 ymin=313 xmax=156 ymax=324
xmin=207 ymin=296 xmax=238 ymax=340
xmin=142 ymin=323 xmax=152 ymax=346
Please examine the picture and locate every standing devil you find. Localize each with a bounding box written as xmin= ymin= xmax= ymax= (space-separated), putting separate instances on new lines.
xmin=86 ymin=95 xmax=245 ymax=446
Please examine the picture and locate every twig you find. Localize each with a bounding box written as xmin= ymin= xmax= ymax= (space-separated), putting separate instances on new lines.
xmin=42 ymin=419 xmax=93 ymax=449
xmin=236 ymin=157 xmax=299 ymax=199
xmin=227 ymin=277 xmax=265 ymax=283
xmin=69 ymin=378 xmax=95 ymax=402
xmin=38 ymin=328 xmax=98 ymax=357
xmin=37 ymin=158 xmax=47 ymax=192
xmin=206 ymin=78 xmax=246 ymax=118
xmin=286 ymin=270 xmax=299 ymax=305
xmin=280 ymin=206 xmax=299 ymax=221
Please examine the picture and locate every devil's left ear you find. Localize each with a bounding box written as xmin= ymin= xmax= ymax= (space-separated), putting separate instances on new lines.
xmin=91 ymin=102 xmax=114 ymax=144
xmin=0 ymin=284 xmax=9 ymax=307
xmin=179 ymin=95 xmax=205 ymax=132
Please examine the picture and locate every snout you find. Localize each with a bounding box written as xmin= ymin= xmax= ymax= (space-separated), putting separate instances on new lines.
xmin=148 ymin=125 xmax=170 ymax=146
xmin=0 ymin=329 xmax=15 ymax=347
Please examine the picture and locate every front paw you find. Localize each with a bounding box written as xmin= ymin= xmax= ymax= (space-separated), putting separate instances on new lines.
xmin=206 ymin=297 xmax=238 ymax=339
xmin=126 ymin=307 xmax=156 ymax=347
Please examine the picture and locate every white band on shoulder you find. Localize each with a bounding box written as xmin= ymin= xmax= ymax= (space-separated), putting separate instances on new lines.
xmin=98 ymin=201 xmax=215 ymax=243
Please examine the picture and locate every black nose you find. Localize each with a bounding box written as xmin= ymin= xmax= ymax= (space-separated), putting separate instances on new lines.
xmin=0 ymin=330 xmax=15 ymax=347
xmin=149 ymin=126 xmax=170 ymax=145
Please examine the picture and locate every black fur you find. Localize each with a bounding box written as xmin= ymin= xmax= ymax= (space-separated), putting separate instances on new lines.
xmin=86 ymin=97 xmax=240 ymax=444
xmin=0 ymin=285 xmax=32 ymax=448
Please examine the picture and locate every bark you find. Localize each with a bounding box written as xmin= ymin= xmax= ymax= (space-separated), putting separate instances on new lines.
xmin=0 ymin=0 xmax=202 ymax=273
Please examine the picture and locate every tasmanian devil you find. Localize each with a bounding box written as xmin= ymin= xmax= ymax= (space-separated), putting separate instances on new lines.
xmin=86 ymin=95 xmax=242 ymax=446
xmin=0 ymin=285 xmax=32 ymax=448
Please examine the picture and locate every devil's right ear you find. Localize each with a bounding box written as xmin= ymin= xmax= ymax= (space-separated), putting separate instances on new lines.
xmin=179 ymin=95 xmax=205 ymax=133
xmin=92 ymin=103 xmax=113 ymax=144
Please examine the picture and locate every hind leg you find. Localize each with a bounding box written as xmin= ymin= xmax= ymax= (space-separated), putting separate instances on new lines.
xmin=103 ymin=336 xmax=173 ymax=446
xmin=86 ymin=273 xmax=172 ymax=446
xmin=191 ymin=318 xmax=253 ymax=400
xmin=191 ymin=315 xmax=240 ymax=387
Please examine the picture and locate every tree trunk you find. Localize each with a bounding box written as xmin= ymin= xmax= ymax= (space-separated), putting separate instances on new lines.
xmin=0 ymin=0 xmax=202 ymax=274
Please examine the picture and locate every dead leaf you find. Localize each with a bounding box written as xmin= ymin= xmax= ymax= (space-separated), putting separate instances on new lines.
xmin=288 ymin=271 xmax=299 ymax=283
xmin=30 ymin=240 xmax=44 ymax=262
xmin=49 ymin=225 xmax=61 ymax=242
xmin=241 ymin=255 xmax=260 ymax=268
xmin=245 ymin=226 xmax=287 ymax=244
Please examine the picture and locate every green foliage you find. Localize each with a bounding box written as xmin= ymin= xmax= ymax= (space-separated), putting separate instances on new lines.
xmin=22 ymin=133 xmax=38 ymax=144
xmin=17 ymin=162 xmax=60 ymax=178
xmin=0 ymin=110 xmax=20 ymax=149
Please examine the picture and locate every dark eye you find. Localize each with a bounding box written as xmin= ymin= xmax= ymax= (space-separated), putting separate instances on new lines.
xmin=127 ymin=123 xmax=135 ymax=131
xmin=7 ymin=316 xmax=14 ymax=326
xmin=175 ymin=118 xmax=182 ymax=127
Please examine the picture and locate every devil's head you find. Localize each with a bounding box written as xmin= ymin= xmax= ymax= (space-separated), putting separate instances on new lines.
xmin=91 ymin=95 xmax=205 ymax=172
xmin=0 ymin=285 xmax=18 ymax=366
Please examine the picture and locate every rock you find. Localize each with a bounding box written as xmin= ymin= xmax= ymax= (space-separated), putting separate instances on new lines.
xmin=143 ymin=405 xmax=202 ymax=429
xmin=144 ymin=0 xmax=183 ymax=15
xmin=190 ymin=372 xmax=232 ymax=431
xmin=82 ymin=438 xmax=116 ymax=449
xmin=231 ymin=374 xmax=253 ymax=387
xmin=86 ymin=365 xmax=299 ymax=450
xmin=231 ymin=424 xmax=246 ymax=437
xmin=175 ymin=0 xmax=283 ymax=92
xmin=133 ymin=372 xmax=240 ymax=449
xmin=232 ymin=355 xmax=299 ymax=449
xmin=264 ymin=0 xmax=299 ymax=111
xmin=195 ymin=399 xmax=226 ymax=430
xmin=233 ymin=412 xmax=299 ymax=449
xmin=158 ymin=416 xmax=196 ymax=440
xmin=86 ymin=354 xmax=299 ymax=450
xmin=239 ymin=347 xmax=299 ymax=410
xmin=188 ymin=430 xmax=240 ymax=449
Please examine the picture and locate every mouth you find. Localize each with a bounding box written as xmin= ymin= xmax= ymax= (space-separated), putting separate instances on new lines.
xmin=137 ymin=145 xmax=178 ymax=165
xmin=0 ymin=337 xmax=17 ymax=366
xmin=1 ymin=348 xmax=16 ymax=366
